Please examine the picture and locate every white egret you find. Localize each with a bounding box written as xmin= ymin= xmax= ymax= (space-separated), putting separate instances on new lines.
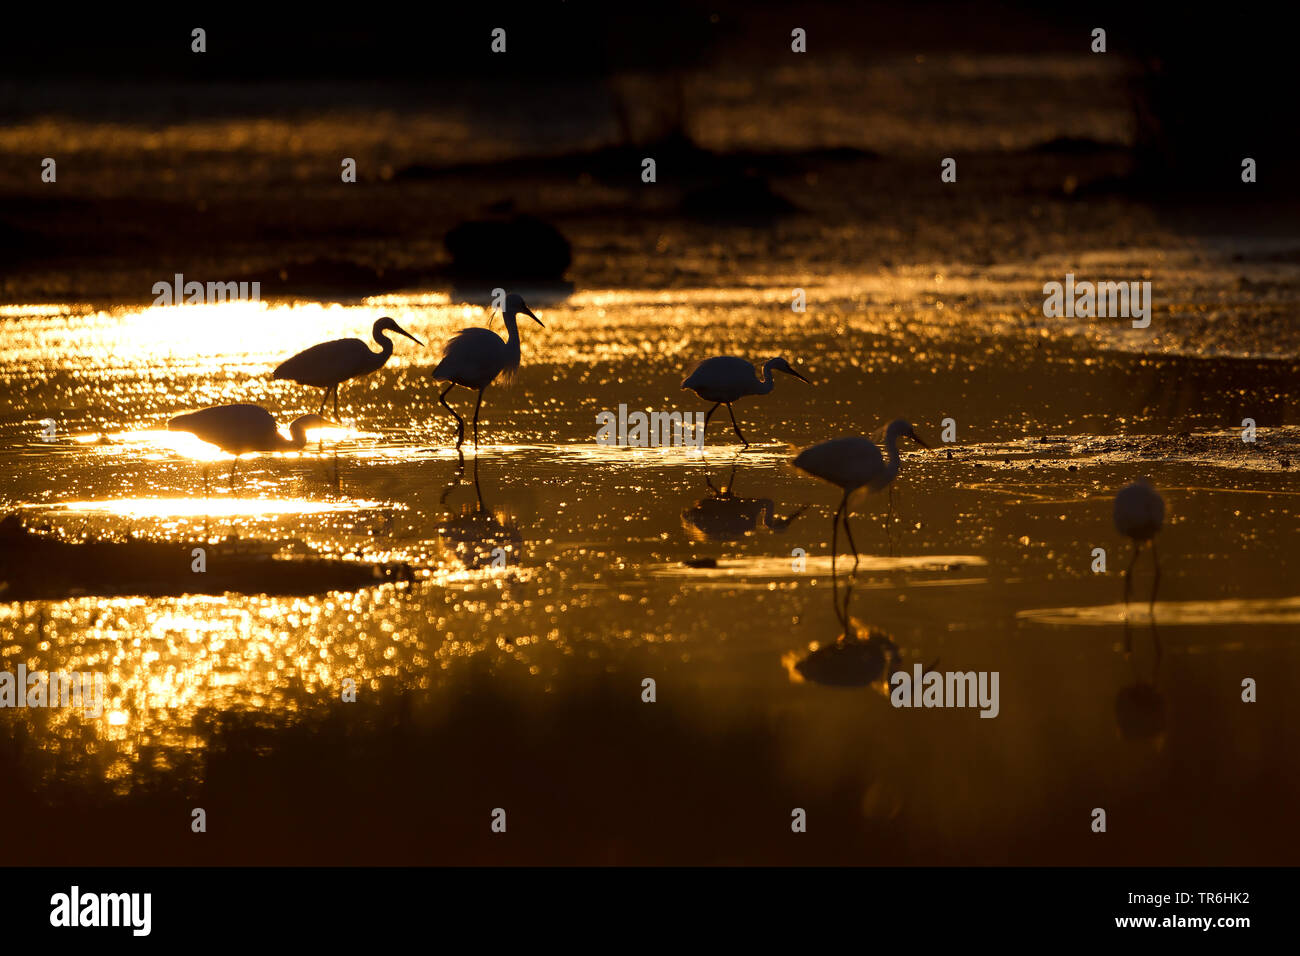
xmin=167 ymin=404 xmax=335 ymax=480
xmin=792 ymin=418 xmax=930 ymax=567
xmin=681 ymin=356 xmax=810 ymax=447
xmin=431 ymin=293 xmax=544 ymax=448
xmin=1113 ymin=479 xmax=1165 ymax=608
xmin=273 ymin=316 xmax=423 ymax=416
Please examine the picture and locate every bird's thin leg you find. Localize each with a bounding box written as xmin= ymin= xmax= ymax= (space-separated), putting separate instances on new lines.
xmin=841 ymin=496 xmax=860 ymax=570
xmin=841 ymin=575 xmax=855 ymax=632
xmin=472 ymin=389 xmax=483 ymax=448
xmin=831 ymin=550 xmax=847 ymax=633
xmin=439 ymin=382 xmax=465 ymax=447
xmin=830 ymin=492 xmax=845 ymax=581
xmin=1149 ymin=538 xmax=1161 ymax=612
xmin=886 ymin=486 xmax=896 ymax=557
xmin=1123 ymin=541 xmax=1140 ymax=608
xmin=333 ymin=384 xmax=339 ymax=419
xmin=725 ymin=403 xmax=749 ymax=447
xmin=228 ymin=456 xmax=239 ymax=488
xmin=317 ymin=389 xmax=328 ymax=415
xmin=700 ymin=403 xmax=721 ymax=447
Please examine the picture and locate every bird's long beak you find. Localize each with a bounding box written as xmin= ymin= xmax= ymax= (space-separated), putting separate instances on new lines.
xmin=787 ymin=367 xmax=811 ymax=384
xmin=396 ymin=324 xmax=424 ymax=346
xmin=524 ymin=307 xmax=544 ymax=328
xmin=910 ymin=431 xmax=932 ymax=449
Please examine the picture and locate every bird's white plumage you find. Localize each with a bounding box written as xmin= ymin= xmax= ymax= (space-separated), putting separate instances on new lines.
xmin=167 ymin=404 xmax=328 ymax=454
xmin=681 ymin=355 xmax=809 ymax=447
xmin=430 ymin=294 xmax=543 ymax=448
xmin=682 ymin=356 xmax=770 ymax=402
xmin=793 ymin=437 xmax=885 ymax=491
xmin=433 ymin=327 xmax=515 ymax=388
xmin=793 ymin=420 xmax=920 ymax=494
xmin=272 ymin=317 xmax=422 ymax=415
xmin=274 ymin=338 xmax=384 ymax=387
xmin=1114 ymin=480 xmax=1165 ymax=541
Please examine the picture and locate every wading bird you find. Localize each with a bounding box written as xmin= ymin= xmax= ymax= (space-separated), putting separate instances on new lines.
xmin=681 ymin=356 xmax=810 ymax=447
xmin=1113 ymin=479 xmax=1165 ymax=608
xmin=167 ymin=404 xmax=334 ymax=480
xmin=273 ymin=317 xmax=423 ymax=416
xmin=792 ymin=418 xmax=930 ymax=568
xmin=432 ymin=293 xmax=544 ymax=448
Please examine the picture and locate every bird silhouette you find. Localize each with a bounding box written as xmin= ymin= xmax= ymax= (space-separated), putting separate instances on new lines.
xmin=432 ymin=293 xmax=544 ymax=448
xmin=273 ymin=316 xmax=423 ymax=416
xmin=681 ymin=355 xmax=809 ymax=447
xmin=792 ymin=418 xmax=929 ymax=569
xmin=167 ymin=403 xmax=334 ymax=481
xmin=1113 ymin=479 xmax=1165 ymax=609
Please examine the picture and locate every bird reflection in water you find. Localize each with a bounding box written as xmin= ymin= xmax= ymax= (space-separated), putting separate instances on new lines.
xmin=680 ymin=458 xmax=807 ymax=544
xmin=786 ymin=567 xmax=901 ymax=693
xmin=1115 ymin=616 xmax=1165 ymax=744
xmin=436 ymin=453 xmax=522 ymax=571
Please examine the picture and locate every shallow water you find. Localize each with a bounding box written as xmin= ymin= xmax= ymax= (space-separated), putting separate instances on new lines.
xmin=0 ymin=284 xmax=1296 ymax=864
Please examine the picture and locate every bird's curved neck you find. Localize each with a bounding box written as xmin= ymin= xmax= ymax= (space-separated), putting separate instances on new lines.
xmin=372 ymin=326 xmax=396 ymax=359
xmin=758 ymin=360 xmax=778 ymax=394
xmin=502 ymin=312 xmax=523 ymax=351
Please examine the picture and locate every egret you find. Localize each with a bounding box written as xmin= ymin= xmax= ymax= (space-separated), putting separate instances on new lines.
xmin=791 ymin=418 xmax=930 ymax=568
xmin=167 ymin=404 xmax=334 ymax=480
xmin=681 ymin=356 xmax=810 ymax=447
xmin=273 ymin=317 xmax=423 ymax=416
xmin=431 ymin=293 xmax=544 ymax=448
xmin=1113 ymin=479 xmax=1165 ymax=608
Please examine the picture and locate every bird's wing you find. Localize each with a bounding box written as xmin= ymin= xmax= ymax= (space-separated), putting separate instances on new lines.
xmin=432 ymin=328 xmax=507 ymax=385
xmin=793 ymin=437 xmax=883 ymax=486
xmin=168 ymin=404 xmax=278 ymax=450
xmin=682 ymin=355 xmax=753 ymax=389
xmin=273 ymin=338 xmax=375 ymax=386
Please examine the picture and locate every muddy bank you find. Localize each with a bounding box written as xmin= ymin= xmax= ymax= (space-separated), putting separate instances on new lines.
xmin=0 ymin=516 xmax=411 ymax=600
